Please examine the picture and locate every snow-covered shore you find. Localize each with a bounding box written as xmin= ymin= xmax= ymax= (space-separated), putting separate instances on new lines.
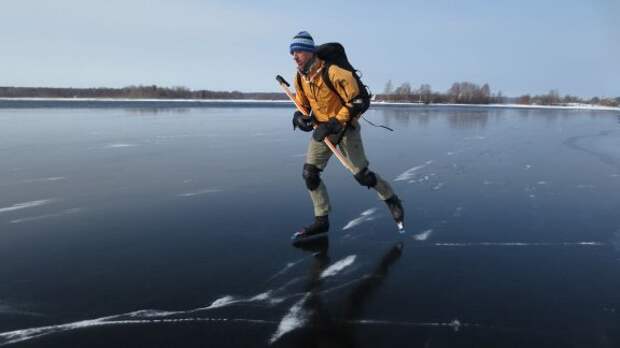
xmin=0 ymin=97 xmax=618 ymax=111
xmin=0 ymin=97 xmax=291 ymax=103
xmin=371 ymin=101 xmax=620 ymax=111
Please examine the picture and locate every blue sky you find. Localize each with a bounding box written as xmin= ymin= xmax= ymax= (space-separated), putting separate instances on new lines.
xmin=1 ymin=0 xmax=618 ymax=97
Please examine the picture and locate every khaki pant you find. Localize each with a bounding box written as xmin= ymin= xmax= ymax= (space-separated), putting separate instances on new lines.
xmin=305 ymin=123 xmax=395 ymax=217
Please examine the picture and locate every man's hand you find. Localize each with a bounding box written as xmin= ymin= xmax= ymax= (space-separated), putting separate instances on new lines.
xmin=292 ymin=111 xmax=314 ymax=132
xmin=312 ymin=117 xmax=343 ymax=142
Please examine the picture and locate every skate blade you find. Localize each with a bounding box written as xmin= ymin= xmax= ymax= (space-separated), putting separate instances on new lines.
xmin=397 ymin=222 xmax=405 ymax=233
xmin=291 ymin=232 xmax=328 ymax=242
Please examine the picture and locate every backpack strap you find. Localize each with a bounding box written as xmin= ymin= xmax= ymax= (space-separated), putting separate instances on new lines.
xmin=322 ymin=64 xmax=371 ymax=121
xmin=321 ymin=63 xmax=347 ymax=107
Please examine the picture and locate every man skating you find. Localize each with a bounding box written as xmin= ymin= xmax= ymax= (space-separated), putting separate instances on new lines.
xmin=288 ymin=31 xmax=404 ymax=241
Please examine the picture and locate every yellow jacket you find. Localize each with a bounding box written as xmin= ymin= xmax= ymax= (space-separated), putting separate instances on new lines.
xmin=294 ymin=58 xmax=359 ymax=124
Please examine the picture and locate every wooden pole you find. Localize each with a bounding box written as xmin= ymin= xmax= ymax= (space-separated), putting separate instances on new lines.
xmin=276 ymin=75 xmax=356 ymax=174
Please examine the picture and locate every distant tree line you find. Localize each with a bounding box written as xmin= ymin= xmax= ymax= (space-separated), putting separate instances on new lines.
xmin=377 ymin=80 xmax=501 ymax=104
xmin=515 ymin=90 xmax=619 ymax=107
xmin=1 ymin=83 xmax=618 ymax=108
xmin=377 ymin=80 xmax=620 ymax=107
xmin=0 ymin=85 xmax=288 ymax=101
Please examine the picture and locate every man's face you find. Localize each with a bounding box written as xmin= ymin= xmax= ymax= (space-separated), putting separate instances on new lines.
xmin=292 ymin=50 xmax=313 ymax=69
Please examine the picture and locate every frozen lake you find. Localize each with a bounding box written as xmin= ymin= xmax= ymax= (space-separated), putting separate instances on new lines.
xmin=1 ymin=101 xmax=619 ymax=347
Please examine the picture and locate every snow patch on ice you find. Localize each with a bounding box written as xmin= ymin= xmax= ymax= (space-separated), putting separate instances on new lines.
xmin=524 ymin=185 xmax=537 ymax=198
xmin=21 ymin=177 xmax=65 ymax=183
xmin=0 ymin=303 xmax=41 ymax=317
xmin=446 ymin=150 xmax=465 ymax=156
xmin=395 ymin=161 xmax=433 ymax=182
xmin=342 ymin=208 xmax=378 ymax=230
xmin=177 ymin=189 xmax=222 ymax=197
xmin=432 ymin=183 xmax=444 ymax=191
xmin=433 ymin=242 xmax=605 ymax=247
xmin=269 ymin=294 xmax=310 ymax=344
xmin=611 ymin=229 xmax=620 ymax=252
xmin=0 ymin=199 xmax=55 ymax=214
xmin=321 ymin=255 xmax=357 ymax=278
xmin=0 ymin=290 xmax=287 ymax=346
xmin=126 ymin=309 xmax=180 ymax=318
xmin=0 ymin=318 xmax=105 ymax=346
xmin=267 ymin=259 xmax=305 ymax=282
xmin=407 ymin=172 xmax=438 ymax=184
xmin=104 ymin=143 xmax=137 ymax=148
xmin=250 ymin=292 xmax=271 ymax=302
xmin=206 ymin=296 xmax=237 ymax=309
xmin=0 ymin=313 xmax=273 ymax=346
xmin=196 ymin=291 xmax=284 ymax=311
xmin=413 ymin=229 xmax=433 ymax=241
xmin=353 ymin=318 xmax=465 ymax=332
xmin=155 ymin=134 xmax=211 ymax=140
xmin=453 ymin=206 xmax=463 ymax=217
xmin=10 ymin=208 xmax=82 ymax=224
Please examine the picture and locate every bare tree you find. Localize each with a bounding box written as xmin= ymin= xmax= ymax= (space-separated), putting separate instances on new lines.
xmin=394 ymin=82 xmax=412 ymax=96
xmin=418 ymin=84 xmax=432 ymax=104
xmin=384 ymin=80 xmax=393 ymax=95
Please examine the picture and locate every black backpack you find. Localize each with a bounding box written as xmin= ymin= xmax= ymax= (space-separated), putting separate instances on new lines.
xmin=297 ymin=42 xmax=372 ymax=118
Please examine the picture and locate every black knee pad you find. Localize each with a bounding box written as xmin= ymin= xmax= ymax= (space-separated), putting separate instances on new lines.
xmin=303 ymin=164 xmax=322 ymax=191
xmin=354 ymin=167 xmax=377 ymax=188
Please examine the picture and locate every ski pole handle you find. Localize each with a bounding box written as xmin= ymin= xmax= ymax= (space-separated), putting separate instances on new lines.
xmin=276 ymin=75 xmax=309 ymax=116
xmin=275 ymin=75 xmax=289 ymax=87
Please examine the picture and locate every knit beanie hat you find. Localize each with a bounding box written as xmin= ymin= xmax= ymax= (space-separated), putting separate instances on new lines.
xmin=289 ymin=31 xmax=316 ymax=54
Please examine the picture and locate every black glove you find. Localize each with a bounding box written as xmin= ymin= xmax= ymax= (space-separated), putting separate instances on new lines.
xmin=312 ymin=117 xmax=343 ymax=142
xmin=292 ymin=111 xmax=314 ymax=132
